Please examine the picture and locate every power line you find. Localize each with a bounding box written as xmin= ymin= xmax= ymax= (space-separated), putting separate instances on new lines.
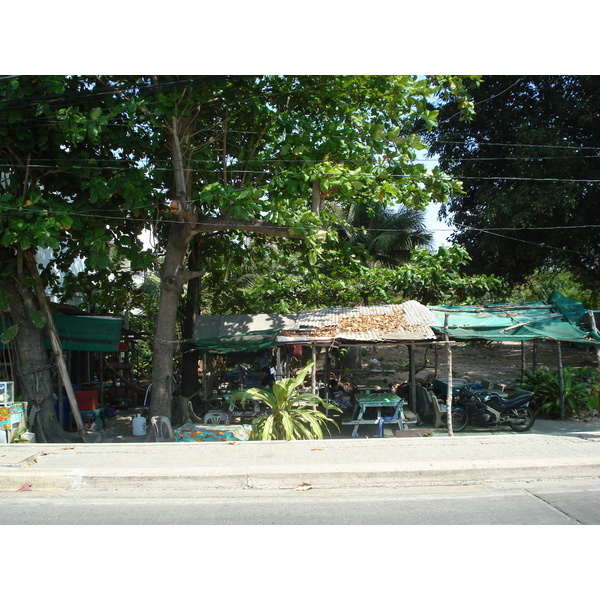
xmin=2 ymin=161 xmax=599 ymax=184
xmin=452 ymin=222 xmax=596 ymax=258
xmin=1 ymin=204 xmax=599 ymax=235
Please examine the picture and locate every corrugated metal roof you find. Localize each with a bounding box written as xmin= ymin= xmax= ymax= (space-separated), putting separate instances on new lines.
xmin=280 ymin=301 xmax=437 ymax=344
xmin=191 ymin=302 xmax=439 ymax=349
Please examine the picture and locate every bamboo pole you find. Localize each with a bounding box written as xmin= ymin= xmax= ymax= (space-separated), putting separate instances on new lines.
xmin=311 ymin=343 xmax=317 ymax=394
xmin=588 ymin=310 xmax=600 ymax=367
xmin=408 ymin=345 xmax=416 ymax=412
xmin=557 ymin=341 xmax=565 ymax=420
xmin=202 ymin=353 xmax=208 ymax=402
xmin=276 ymin=347 xmax=282 ymax=381
xmin=444 ymin=314 xmax=454 ymax=436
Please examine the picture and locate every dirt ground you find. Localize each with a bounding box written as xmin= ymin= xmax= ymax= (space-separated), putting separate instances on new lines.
xmin=354 ymin=339 xmax=598 ymax=389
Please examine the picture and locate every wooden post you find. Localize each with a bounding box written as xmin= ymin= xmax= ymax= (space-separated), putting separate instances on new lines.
xmin=521 ymin=341 xmax=526 ymax=378
xmin=557 ymin=341 xmax=565 ymax=420
xmin=325 ymin=348 xmax=331 ymax=400
xmin=23 ymin=250 xmax=87 ymax=441
xmin=311 ymin=343 xmax=317 ymax=394
xmin=533 ymin=339 xmax=538 ymax=372
xmin=98 ymin=352 xmax=105 ymax=408
xmin=444 ymin=315 xmax=454 ymax=436
xmin=588 ymin=310 xmax=600 ymax=366
xmin=408 ymin=345 xmax=416 ymax=412
xmin=276 ymin=347 xmax=282 ymax=381
xmin=202 ymin=353 xmax=208 ymax=402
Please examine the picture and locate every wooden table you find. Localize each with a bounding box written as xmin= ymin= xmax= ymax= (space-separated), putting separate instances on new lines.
xmin=342 ymin=393 xmax=407 ymax=438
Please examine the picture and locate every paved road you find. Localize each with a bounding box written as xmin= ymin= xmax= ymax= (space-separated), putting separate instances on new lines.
xmin=2 ymin=479 xmax=599 ymax=525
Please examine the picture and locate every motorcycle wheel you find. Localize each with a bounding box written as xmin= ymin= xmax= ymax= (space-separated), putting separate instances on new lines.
xmin=450 ymin=408 xmax=468 ymax=432
xmin=508 ymin=407 xmax=535 ymax=432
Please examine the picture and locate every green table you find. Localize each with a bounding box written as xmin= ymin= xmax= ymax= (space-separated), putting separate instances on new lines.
xmin=342 ymin=392 xmax=407 ymax=438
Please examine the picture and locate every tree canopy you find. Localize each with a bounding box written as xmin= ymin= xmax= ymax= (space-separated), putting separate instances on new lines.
xmin=1 ymin=75 xmax=488 ymax=428
xmin=425 ymin=75 xmax=600 ymax=291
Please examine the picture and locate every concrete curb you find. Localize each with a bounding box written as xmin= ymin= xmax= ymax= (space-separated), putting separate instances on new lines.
xmin=2 ymin=424 xmax=600 ymax=492
xmin=2 ymin=458 xmax=600 ymax=492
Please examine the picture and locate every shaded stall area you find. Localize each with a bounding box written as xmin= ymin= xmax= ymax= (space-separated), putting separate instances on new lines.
xmin=46 ymin=313 xmax=148 ymax=432
xmin=429 ymin=290 xmax=600 ymax=420
xmin=188 ymin=301 xmax=447 ymax=438
xmin=182 ymin=291 xmax=599 ymax=440
xmin=1 ymin=307 xmax=148 ymax=438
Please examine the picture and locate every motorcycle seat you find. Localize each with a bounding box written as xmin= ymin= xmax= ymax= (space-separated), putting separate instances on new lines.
xmin=497 ymin=394 xmax=532 ymax=408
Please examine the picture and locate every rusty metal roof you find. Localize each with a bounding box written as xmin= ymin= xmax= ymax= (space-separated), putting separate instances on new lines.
xmin=278 ymin=301 xmax=438 ymax=344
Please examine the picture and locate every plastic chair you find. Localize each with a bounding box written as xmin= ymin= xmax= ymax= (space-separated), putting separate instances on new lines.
xmin=430 ymin=392 xmax=448 ymax=428
xmin=204 ymin=411 xmax=230 ymax=425
xmin=378 ymin=399 xmax=410 ymax=437
xmin=150 ymin=415 xmax=174 ymax=442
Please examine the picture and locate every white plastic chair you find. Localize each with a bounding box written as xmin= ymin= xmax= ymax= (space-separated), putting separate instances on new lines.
xmin=204 ymin=412 xmax=230 ymax=425
xmin=150 ymin=415 xmax=174 ymax=442
xmin=430 ymin=392 xmax=448 ymax=428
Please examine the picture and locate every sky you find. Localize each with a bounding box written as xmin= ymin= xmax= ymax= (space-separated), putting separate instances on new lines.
xmin=424 ymin=202 xmax=453 ymax=249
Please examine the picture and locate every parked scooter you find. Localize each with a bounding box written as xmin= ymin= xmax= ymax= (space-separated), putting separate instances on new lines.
xmin=451 ymin=386 xmax=536 ymax=433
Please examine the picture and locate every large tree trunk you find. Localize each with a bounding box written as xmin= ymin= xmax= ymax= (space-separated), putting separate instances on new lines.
xmin=4 ymin=275 xmax=73 ymax=443
xmin=148 ymin=115 xmax=304 ymax=421
xmin=181 ymin=244 xmax=201 ymax=400
xmin=149 ymin=220 xmax=194 ymax=420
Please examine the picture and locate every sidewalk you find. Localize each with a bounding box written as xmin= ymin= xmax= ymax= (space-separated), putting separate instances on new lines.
xmin=1 ymin=418 xmax=599 ymax=492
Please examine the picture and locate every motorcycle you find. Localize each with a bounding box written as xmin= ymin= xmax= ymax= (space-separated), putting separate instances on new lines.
xmin=450 ymin=385 xmax=536 ymax=433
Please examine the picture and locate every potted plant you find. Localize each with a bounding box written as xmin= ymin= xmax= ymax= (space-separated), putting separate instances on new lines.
xmin=232 ymin=361 xmax=341 ymax=440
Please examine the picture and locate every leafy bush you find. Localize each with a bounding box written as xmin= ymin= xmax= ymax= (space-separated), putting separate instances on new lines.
xmin=232 ymin=362 xmax=341 ymax=441
xmin=520 ymin=366 xmax=600 ymax=419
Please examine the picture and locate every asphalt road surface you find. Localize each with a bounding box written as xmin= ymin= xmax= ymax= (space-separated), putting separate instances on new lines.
xmin=2 ymin=479 xmax=600 ymax=525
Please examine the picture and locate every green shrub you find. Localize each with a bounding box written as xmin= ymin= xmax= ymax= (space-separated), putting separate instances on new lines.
xmin=232 ymin=361 xmax=341 ymax=441
xmin=520 ymin=366 xmax=600 ymax=419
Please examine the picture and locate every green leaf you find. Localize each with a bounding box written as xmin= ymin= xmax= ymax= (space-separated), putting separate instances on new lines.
xmin=370 ymin=123 xmax=385 ymax=139
xmin=97 ymin=183 xmax=112 ymax=199
xmin=1 ymin=325 xmax=18 ymax=344
xmin=27 ymin=309 xmax=46 ymax=329
xmin=60 ymin=215 xmax=74 ymax=230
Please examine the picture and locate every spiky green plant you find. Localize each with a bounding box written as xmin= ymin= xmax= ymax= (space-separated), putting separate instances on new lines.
xmin=521 ymin=366 xmax=600 ymax=418
xmin=231 ymin=361 xmax=341 ymax=440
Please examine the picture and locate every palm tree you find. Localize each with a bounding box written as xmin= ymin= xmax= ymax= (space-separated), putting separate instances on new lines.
xmin=342 ymin=203 xmax=434 ymax=267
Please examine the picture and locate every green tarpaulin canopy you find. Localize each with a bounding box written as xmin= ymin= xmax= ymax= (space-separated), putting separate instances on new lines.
xmin=429 ymin=291 xmax=600 ymax=344
xmin=190 ymin=313 xmax=296 ymax=355
xmin=47 ymin=315 xmax=123 ymax=352
xmin=187 ymin=329 xmax=280 ymax=354
xmin=2 ymin=314 xmax=123 ymax=352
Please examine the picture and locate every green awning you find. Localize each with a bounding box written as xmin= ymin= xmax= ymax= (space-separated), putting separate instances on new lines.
xmin=187 ymin=329 xmax=279 ymax=354
xmin=47 ymin=315 xmax=123 ymax=352
xmin=2 ymin=314 xmax=123 ymax=352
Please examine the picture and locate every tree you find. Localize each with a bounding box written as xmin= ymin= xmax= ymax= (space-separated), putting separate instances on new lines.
xmin=0 ymin=76 xmax=155 ymax=441
xmin=1 ymin=75 xmax=479 ymax=428
xmin=425 ymin=75 xmax=600 ymax=292
xmin=142 ymin=75 xmax=480 ymax=419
